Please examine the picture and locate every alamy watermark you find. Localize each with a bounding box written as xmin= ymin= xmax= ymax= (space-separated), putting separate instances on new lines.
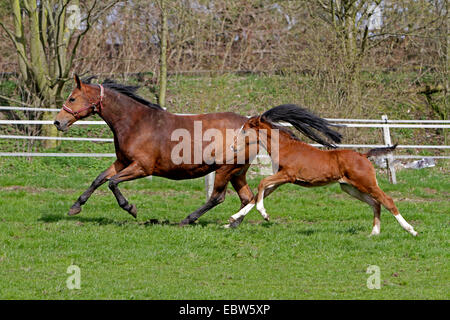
xmin=66 ymin=5 xmax=81 ymax=31
xmin=169 ymin=121 xmax=279 ymax=172
xmin=66 ymin=265 xmax=81 ymax=290
xmin=366 ymin=265 xmax=381 ymax=289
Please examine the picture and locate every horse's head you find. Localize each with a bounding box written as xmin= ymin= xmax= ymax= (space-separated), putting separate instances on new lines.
xmin=230 ymin=116 xmax=261 ymax=153
xmin=54 ymin=74 xmax=103 ymax=131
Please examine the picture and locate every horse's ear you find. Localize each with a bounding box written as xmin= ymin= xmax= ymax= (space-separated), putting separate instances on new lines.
xmin=248 ymin=116 xmax=261 ymax=127
xmin=74 ymin=74 xmax=82 ymax=89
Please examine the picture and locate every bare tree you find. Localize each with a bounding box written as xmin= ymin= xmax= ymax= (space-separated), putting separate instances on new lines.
xmin=0 ymin=0 xmax=118 ymax=147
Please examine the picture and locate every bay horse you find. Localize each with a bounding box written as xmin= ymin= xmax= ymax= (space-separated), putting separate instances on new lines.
xmin=227 ymin=104 xmax=418 ymax=236
xmin=54 ymin=75 xmax=255 ymax=226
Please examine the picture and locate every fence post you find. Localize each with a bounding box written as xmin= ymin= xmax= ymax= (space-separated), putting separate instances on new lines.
xmin=205 ymin=172 xmax=215 ymax=200
xmin=382 ymin=115 xmax=397 ymax=184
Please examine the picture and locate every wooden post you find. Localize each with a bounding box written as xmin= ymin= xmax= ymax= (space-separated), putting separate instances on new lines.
xmin=205 ymin=172 xmax=215 ymax=200
xmin=382 ymin=115 xmax=397 ymax=184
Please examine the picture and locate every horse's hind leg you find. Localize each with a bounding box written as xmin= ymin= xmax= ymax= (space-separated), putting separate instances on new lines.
xmin=179 ymin=167 xmax=232 ymax=226
xmin=68 ymin=160 xmax=124 ymax=216
xmin=108 ymin=162 xmax=147 ymax=218
xmin=366 ymin=186 xmax=418 ymax=236
xmin=340 ymin=183 xmax=381 ymax=236
xmin=345 ymin=168 xmax=417 ymax=236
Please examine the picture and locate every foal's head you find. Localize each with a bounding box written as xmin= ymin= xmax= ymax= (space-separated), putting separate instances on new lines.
xmin=231 ymin=116 xmax=275 ymax=153
xmin=54 ymin=74 xmax=102 ymax=131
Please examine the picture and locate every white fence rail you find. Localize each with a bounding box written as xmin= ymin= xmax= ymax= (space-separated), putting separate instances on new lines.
xmin=1 ymin=106 xmax=449 ymax=192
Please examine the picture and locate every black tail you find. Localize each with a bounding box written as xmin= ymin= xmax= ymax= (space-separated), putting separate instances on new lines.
xmin=261 ymin=104 xmax=342 ymax=148
xmin=365 ymin=144 xmax=398 ymax=158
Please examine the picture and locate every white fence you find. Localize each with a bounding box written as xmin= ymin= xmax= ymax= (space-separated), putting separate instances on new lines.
xmin=1 ymin=106 xmax=449 ymax=194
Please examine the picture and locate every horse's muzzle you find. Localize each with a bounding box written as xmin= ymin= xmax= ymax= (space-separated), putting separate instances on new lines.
xmin=54 ymin=120 xmax=68 ymax=132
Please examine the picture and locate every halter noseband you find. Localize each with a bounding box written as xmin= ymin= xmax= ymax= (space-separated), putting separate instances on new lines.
xmin=62 ymin=84 xmax=104 ymax=119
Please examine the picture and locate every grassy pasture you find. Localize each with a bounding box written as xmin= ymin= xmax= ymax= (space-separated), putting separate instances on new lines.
xmin=0 ymin=157 xmax=448 ymax=299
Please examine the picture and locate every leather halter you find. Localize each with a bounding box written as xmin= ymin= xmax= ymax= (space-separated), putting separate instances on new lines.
xmin=62 ymin=84 xmax=104 ymax=119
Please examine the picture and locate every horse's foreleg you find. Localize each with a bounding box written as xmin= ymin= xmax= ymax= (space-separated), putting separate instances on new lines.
xmin=254 ymin=172 xmax=287 ymax=221
xmin=108 ymin=162 xmax=147 ymax=218
xmin=68 ymin=161 xmax=124 ymax=216
xmin=226 ymin=172 xmax=285 ymax=228
xmin=225 ymin=167 xmax=255 ymax=228
xmin=179 ymin=169 xmax=230 ymax=226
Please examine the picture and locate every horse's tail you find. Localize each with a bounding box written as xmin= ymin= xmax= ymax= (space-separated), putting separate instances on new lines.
xmin=261 ymin=104 xmax=342 ymax=148
xmin=365 ymin=144 xmax=398 ymax=158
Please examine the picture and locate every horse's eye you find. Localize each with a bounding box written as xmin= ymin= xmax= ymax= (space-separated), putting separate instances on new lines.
xmin=69 ymin=97 xmax=75 ymax=102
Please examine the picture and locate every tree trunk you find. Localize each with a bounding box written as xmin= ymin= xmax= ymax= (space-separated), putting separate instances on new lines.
xmin=158 ymin=0 xmax=168 ymax=108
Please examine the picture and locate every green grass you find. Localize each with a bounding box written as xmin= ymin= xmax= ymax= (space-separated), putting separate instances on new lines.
xmin=0 ymin=157 xmax=448 ymax=299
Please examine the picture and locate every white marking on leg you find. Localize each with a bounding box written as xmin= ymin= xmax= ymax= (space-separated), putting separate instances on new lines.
xmin=224 ymin=203 xmax=255 ymax=228
xmin=395 ymin=214 xmax=418 ymax=236
xmin=256 ymin=190 xmax=269 ymax=220
xmin=230 ymin=203 xmax=255 ymax=221
xmin=370 ymin=224 xmax=380 ymax=236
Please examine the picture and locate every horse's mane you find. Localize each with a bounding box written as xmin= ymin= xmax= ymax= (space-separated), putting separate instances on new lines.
xmin=261 ymin=104 xmax=342 ymax=148
xmin=82 ymin=76 xmax=164 ymax=111
xmin=267 ymin=122 xmax=301 ymax=141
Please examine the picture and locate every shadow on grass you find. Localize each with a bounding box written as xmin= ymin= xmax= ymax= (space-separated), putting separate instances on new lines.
xmin=38 ymin=213 xmax=223 ymax=228
xmin=38 ymin=213 xmax=135 ymax=226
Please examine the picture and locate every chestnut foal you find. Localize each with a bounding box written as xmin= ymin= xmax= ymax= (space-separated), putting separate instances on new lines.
xmin=227 ymin=104 xmax=418 ymax=236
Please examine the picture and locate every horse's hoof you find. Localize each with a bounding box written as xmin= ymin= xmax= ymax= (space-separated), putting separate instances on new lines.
xmin=264 ymin=214 xmax=270 ymax=222
xmin=179 ymin=219 xmax=191 ymax=227
xmin=68 ymin=206 xmax=82 ymax=216
xmin=226 ymin=216 xmax=243 ymax=228
xmin=128 ymin=204 xmax=137 ymax=218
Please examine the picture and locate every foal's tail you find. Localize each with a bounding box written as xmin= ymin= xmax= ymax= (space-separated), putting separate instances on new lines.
xmin=261 ymin=104 xmax=342 ymax=148
xmin=365 ymin=144 xmax=398 ymax=158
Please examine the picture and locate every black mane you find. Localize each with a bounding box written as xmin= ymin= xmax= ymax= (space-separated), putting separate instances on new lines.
xmin=261 ymin=104 xmax=342 ymax=148
xmin=82 ymin=76 xmax=164 ymax=111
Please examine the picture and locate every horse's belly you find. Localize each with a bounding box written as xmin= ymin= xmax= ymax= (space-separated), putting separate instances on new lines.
xmin=294 ymin=164 xmax=341 ymax=186
xmin=153 ymin=164 xmax=218 ymax=180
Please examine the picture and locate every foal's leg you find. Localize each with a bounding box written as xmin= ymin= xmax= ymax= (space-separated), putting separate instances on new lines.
xmin=254 ymin=172 xmax=288 ymax=221
xmin=226 ymin=172 xmax=287 ymax=227
xmin=179 ymin=167 xmax=231 ymax=226
xmin=339 ymin=183 xmax=381 ymax=236
xmin=345 ymin=168 xmax=418 ymax=236
xmin=366 ymin=186 xmax=418 ymax=236
xmin=108 ymin=162 xmax=147 ymax=218
xmin=68 ymin=160 xmax=124 ymax=216
xmin=225 ymin=167 xmax=255 ymax=228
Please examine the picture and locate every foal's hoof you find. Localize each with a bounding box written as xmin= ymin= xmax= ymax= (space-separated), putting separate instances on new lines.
xmin=68 ymin=206 xmax=82 ymax=216
xmin=263 ymin=214 xmax=270 ymax=222
xmin=128 ymin=204 xmax=137 ymax=218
